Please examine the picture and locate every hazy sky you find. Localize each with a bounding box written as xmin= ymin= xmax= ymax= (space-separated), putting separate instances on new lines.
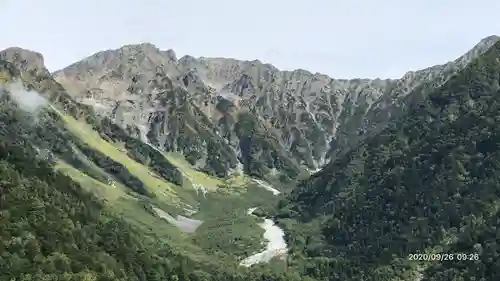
xmin=1 ymin=0 xmax=499 ymax=78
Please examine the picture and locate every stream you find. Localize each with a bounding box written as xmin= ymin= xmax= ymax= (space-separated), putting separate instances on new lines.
xmin=239 ymin=180 xmax=288 ymax=267
xmin=152 ymin=176 xmax=289 ymax=267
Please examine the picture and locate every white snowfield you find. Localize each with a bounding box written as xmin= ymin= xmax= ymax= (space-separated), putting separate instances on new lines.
xmin=252 ymin=179 xmax=281 ymax=195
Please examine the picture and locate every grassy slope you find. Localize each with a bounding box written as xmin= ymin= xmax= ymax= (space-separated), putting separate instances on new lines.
xmin=47 ymin=107 xmax=226 ymax=262
xmin=192 ymin=183 xmax=279 ymax=257
xmin=0 ymin=58 xmax=288 ymax=274
xmin=165 ymin=151 xmax=247 ymax=190
xmin=53 ymin=106 xmax=182 ymax=202
xmin=55 ymin=161 xmax=124 ymax=201
xmin=54 ymin=159 xmax=222 ymax=265
xmin=50 ymin=105 xmax=284 ymax=265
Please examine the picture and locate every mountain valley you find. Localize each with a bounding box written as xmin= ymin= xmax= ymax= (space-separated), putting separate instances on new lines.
xmin=1 ymin=35 xmax=500 ymax=281
xmin=52 ymin=35 xmax=499 ymax=179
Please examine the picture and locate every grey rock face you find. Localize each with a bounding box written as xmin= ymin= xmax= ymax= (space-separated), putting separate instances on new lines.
xmin=0 ymin=47 xmax=48 ymax=76
xmin=43 ymin=35 xmax=499 ymax=178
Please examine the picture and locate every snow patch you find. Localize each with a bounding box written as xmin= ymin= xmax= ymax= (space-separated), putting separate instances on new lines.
xmin=252 ymin=179 xmax=280 ymax=195
xmin=153 ymin=206 xmax=203 ymax=233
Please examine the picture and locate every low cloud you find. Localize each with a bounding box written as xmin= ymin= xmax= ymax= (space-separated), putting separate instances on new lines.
xmin=1 ymin=80 xmax=48 ymax=114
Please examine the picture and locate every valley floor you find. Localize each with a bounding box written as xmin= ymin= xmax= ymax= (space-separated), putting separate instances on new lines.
xmin=46 ymin=103 xmax=288 ymax=268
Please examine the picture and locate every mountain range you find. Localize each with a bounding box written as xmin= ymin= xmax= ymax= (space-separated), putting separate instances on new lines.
xmin=1 ymin=35 xmax=500 ymax=281
xmin=45 ymin=35 xmax=498 ymax=181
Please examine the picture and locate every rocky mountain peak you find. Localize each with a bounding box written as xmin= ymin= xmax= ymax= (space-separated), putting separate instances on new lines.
xmin=0 ymin=47 xmax=48 ymax=76
xmin=57 ymin=43 xmax=167 ymax=76
xmin=476 ymin=35 xmax=500 ymax=48
xmin=163 ymin=49 xmax=178 ymax=62
xmin=121 ymin=42 xmax=159 ymax=51
xmin=50 ymin=35 xmax=500 ymax=179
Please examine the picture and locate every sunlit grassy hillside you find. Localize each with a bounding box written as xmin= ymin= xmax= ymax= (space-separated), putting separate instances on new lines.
xmin=47 ymin=104 xmax=282 ymax=265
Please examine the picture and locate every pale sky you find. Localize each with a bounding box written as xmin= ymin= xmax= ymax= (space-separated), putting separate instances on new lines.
xmin=1 ymin=0 xmax=499 ymax=79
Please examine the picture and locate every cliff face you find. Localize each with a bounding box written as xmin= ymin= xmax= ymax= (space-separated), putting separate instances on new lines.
xmin=46 ymin=36 xmax=498 ymax=180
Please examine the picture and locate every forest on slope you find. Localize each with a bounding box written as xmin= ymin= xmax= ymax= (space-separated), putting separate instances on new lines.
xmin=0 ymin=59 xmax=309 ymax=281
xmin=275 ymin=40 xmax=500 ymax=280
xmin=0 ymin=129 xmax=303 ymax=281
xmin=3 ymin=35 xmax=500 ymax=281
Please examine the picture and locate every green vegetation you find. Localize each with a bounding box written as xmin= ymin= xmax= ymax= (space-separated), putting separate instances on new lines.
xmin=192 ymin=183 xmax=279 ymax=257
xmin=234 ymin=110 xmax=302 ymax=179
xmin=92 ymin=117 xmax=183 ymax=186
xmin=147 ymin=89 xmax=241 ymax=178
xmin=54 ymin=108 xmax=181 ymax=202
xmin=55 ymin=161 xmax=124 ymax=201
xmin=165 ymin=152 xmax=246 ymax=191
xmin=0 ymin=59 xmax=307 ymax=281
xmin=6 ymin=37 xmax=500 ymax=281
xmin=0 ymin=130 xmax=305 ymax=281
xmin=51 ymin=105 xmax=280 ymax=264
xmin=276 ymin=40 xmax=500 ymax=280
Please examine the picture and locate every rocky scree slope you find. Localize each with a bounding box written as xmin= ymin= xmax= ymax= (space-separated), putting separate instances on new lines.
xmin=51 ymin=36 xmax=499 ymax=182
